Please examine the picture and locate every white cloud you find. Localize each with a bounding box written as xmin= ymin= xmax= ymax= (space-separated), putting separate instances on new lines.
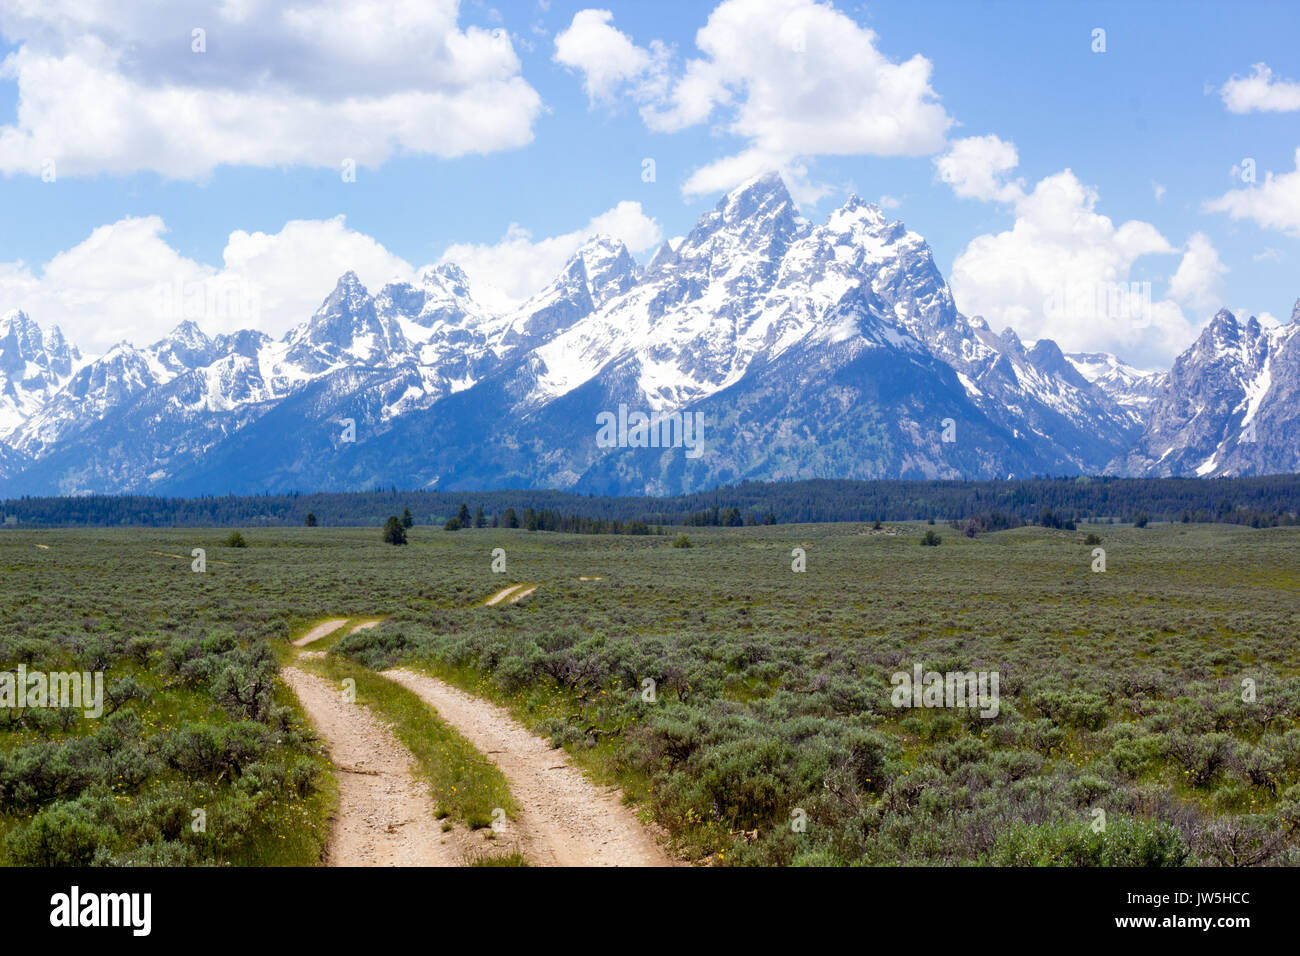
xmin=934 ymin=135 xmax=1024 ymax=203
xmin=1167 ymin=232 xmax=1227 ymax=311
xmin=0 ymin=216 xmax=415 ymax=353
xmin=1152 ymin=181 xmax=1166 ymax=201
xmin=1219 ymin=63 xmax=1300 ymax=113
xmin=0 ymin=0 xmax=542 ymax=178
xmin=558 ymin=0 xmax=951 ymax=198
xmin=949 ymin=167 xmax=1211 ymax=367
xmin=0 ymin=199 xmax=666 ymax=351
xmin=219 ymin=217 xmax=416 ymax=332
xmin=553 ymin=8 xmax=663 ymax=103
xmin=438 ymin=201 xmax=663 ymax=310
xmin=1205 ymin=148 xmax=1300 ymax=237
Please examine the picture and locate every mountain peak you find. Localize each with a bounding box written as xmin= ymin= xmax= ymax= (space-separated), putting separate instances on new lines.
xmin=166 ymin=319 xmax=211 ymax=346
xmin=837 ymin=193 xmax=883 ymax=217
xmin=552 ymin=234 xmax=638 ymax=309
xmin=677 ymin=170 xmax=807 ymax=270
xmin=0 ymin=309 xmax=41 ymax=344
xmin=1209 ymin=307 xmax=1237 ymax=328
xmin=575 ymin=232 xmax=626 ymax=253
xmin=1291 ymin=298 xmax=1300 ymax=325
xmin=735 ymin=169 xmax=787 ymax=192
xmin=317 ymin=271 xmax=373 ymax=316
xmin=420 ymin=262 xmax=470 ymax=291
xmin=719 ymin=170 xmax=796 ymax=222
xmin=570 ymin=233 xmax=634 ymax=273
xmin=291 ymin=270 xmax=381 ymax=354
xmin=1200 ymin=308 xmax=1245 ymax=349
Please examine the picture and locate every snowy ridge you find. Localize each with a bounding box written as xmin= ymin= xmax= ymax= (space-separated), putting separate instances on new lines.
xmin=1 ymin=174 xmax=1298 ymax=493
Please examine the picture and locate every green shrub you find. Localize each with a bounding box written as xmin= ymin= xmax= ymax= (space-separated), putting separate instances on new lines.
xmin=1034 ymin=690 xmax=1109 ymax=730
xmin=989 ymin=817 xmax=1190 ymax=866
xmin=1108 ymin=735 xmax=1161 ymax=779
xmin=5 ymin=800 xmax=115 ymax=866
xmin=1165 ymin=732 xmax=1236 ymax=787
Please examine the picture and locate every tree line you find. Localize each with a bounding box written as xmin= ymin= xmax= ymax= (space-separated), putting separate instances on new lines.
xmin=1 ymin=475 xmax=1297 ymax=529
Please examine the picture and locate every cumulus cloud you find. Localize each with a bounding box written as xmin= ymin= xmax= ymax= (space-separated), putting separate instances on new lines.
xmin=553 ymin=8 xmax=665 ymax=103
xmin=0 ymin=0 xmax=542 ymax=178
xmin=1167 ymin=232 xmax=1227 ymax=311
xmin=1204 ymin=147 xmax=1300 ymax=237
xmin=933 ymin=135 xmax=1024 ymax=203
xmin=0 ymin=216 xmax=417 ymax=353
xmin=948 ymin=166 xmax=1217 ymax=367
xmin=1219 ymin=63 xmax=1300 ymax=113
xmin=438 ymin=201 xmax=663 ymax=311
xmin=1 ymin=197 xmax=669 ymax=351
xmin=556 ymin=0 xmax=951 ymax=198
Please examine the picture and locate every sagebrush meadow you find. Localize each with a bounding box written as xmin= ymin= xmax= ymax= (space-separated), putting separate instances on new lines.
xmin=2 ymin=519 xmax=1296 ymax=866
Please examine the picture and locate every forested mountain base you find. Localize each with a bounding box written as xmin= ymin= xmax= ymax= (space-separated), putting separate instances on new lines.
xmin=2 ymin=475 xmax=1297 ymax=530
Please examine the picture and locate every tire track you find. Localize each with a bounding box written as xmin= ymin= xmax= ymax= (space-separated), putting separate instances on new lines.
xmin=382 ymin=667 xmax=678 ymax=867
xmin=282 ymin=666 xmax=463 ymax=867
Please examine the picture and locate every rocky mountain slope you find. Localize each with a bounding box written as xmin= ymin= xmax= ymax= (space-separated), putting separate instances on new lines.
xmin=1 ymin=173 xmax=1296 ymax=496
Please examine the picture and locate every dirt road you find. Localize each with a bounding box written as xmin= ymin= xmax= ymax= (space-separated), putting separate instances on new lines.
xmin=484 ymin=584 xmax=521 ymax=605
xmin=292 ymin=618 xmax=348 ymax=647
xmin=382 ymin=667 xmax=677 ymax=867
xmin=282 ymin=666 xmax=463 ymax=866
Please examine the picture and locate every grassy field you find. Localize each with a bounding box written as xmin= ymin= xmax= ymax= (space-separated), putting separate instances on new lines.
xmin=1 ymin=520 xmax=1297 ymax=865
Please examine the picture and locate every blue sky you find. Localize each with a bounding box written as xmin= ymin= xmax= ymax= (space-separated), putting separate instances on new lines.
xmin=0 ymin=0 xmax=1297 ymax=366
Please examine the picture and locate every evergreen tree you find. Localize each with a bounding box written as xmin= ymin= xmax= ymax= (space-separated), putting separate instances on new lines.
xmin=304 ymin=512 xmax=317 ymax=527
xmin=401 ymin=507 xmax=414 ymax=529
xmin=383 ymin=515 xmax=408 ymax=545
xmin=457 ymin=502 xmax=471 ymax=527
xmin=474 ymin=505 xmax=487 ymax=528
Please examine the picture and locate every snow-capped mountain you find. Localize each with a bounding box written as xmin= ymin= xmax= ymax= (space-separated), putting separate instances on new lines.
xmin=1112 ymin=308 xmax=1300 ymax=478
xmin=1065 ymin=351 xmax=1166 ymax=423
xmin=0 ymin=173 xmax=1297 ymax=496
xmin=0 ymin=309 xmax=85 ymax=438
